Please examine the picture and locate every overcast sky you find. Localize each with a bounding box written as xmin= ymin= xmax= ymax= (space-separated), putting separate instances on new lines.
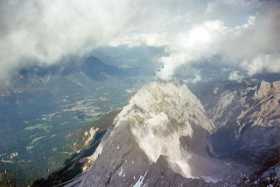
xmin=0 ymin=0 xmax=279 ymax=83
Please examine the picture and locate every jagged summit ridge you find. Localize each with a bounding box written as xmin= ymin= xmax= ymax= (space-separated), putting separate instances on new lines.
xmin=115 ymin=81 xmax=214 ymax=131
xmin=111 ymin=82 xmax=220 ymax=179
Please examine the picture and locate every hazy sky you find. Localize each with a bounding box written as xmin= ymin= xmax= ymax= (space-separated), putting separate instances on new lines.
xmin=0 ymin=0 xmax=279 ymax=83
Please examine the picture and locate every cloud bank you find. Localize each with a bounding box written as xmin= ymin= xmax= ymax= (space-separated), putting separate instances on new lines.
xmin=0 ymin=0 xmax=279 ymax=83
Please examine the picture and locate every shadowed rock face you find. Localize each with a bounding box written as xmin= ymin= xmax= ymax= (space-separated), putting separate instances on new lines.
xmin=194 ymin=79 xmax=280 ymax=185
xmin=67 ymin=123 xmax=151 ymax=187
xmin=207 ymin=80 xmax=280 ymax=163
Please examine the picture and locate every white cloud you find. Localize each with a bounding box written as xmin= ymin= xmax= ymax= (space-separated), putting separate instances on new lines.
xmin=156 ymin=20 xmax=227 ymax=80
xmin=228 ymin=71 xmax=244 ymax=82
xmin=0 ymin=0 xmax=279 ymax=83
xmin=155 ymin=3 xmax=280 ymax=80
xmin=0 ymin=0 xmax=134 ymax=82
xmin=241 ymin=55 xmax=280 ymax=75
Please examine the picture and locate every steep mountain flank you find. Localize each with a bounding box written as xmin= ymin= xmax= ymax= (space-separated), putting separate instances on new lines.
xmin=194 ymin=79 xmax=280 ymax=186
xmin=63 ymin=82 xmax=248 ymax=187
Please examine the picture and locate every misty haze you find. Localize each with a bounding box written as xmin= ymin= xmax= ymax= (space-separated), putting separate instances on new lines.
xmin=0 ymin=0 xmax=280 ymax=187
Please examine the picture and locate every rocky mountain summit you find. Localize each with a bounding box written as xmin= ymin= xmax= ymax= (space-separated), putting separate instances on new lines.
xmin=34 ymin=79 xmax=280 ymax=187
xmin=65 ymin=82 xmax=227 ymax=186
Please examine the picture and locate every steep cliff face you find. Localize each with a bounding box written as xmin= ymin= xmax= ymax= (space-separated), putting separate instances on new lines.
xmin=65 ymin=82 xmax=245 ymax=187
xmin=206 ymin=80 xmax=280 ymax=164
xmin=194 ymin=79 xmax=280 ymax=186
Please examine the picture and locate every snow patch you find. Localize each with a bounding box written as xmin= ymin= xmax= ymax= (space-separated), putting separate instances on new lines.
xmin=133 ymin=172 xmax=147 ymax=187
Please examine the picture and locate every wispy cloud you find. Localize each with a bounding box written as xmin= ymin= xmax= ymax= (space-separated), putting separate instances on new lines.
xmin=0 ymin=0 xmax=279 ymax=83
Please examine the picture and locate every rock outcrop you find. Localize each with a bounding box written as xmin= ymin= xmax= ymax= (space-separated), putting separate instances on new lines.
xmin=197 ymin=79 xmax=280 ymax=186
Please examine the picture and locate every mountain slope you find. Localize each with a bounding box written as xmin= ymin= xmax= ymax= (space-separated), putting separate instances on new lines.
xmin=192 ymin=78 xmax=280 ymax=186
xmin=204 ymin=80 xmax=280 ymax=163
xmin=64 ymin=82 xmax=247 ymax=187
